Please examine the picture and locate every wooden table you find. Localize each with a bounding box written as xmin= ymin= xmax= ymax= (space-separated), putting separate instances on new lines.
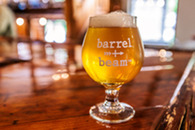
xmin=0 ymin=46 xmax=195 ymax=129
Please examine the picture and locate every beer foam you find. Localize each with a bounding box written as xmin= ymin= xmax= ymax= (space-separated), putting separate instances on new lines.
xmin=89 ymin=11 xmax=136 ymax=28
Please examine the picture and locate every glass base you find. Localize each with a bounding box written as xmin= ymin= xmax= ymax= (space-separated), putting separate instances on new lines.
xmin=89 ymin=102 xmax=135 ymax=124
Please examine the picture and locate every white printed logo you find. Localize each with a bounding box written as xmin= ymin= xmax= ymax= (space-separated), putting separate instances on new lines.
xmin=97 ymin=38 xmax=132 ymax=67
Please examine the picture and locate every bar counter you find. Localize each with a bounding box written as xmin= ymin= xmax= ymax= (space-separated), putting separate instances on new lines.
xmin=0 ymin=46 xmax=195 ymax=129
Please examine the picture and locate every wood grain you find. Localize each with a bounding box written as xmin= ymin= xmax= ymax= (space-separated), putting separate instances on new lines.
xmin=0 ymin=49 xmax=194 ymax=129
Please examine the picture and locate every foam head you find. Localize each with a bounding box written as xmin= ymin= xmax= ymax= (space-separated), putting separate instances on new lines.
xmin=89 ymin=11 xmax=136 ymax=28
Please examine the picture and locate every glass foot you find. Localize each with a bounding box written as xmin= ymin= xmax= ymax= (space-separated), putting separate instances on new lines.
xmin=89 ymin=102 xmax=135 ymax=124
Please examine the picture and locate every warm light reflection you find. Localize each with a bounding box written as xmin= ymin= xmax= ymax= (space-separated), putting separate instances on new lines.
xmin=159 ymin=49 xmax=173 ymax=58
xmin=141 ymin=65 xmax=174 ymax=71
xmin=61 ymin=73 xmax=69 ymax=79
xmin=158 ymin=49 xmax=173 ymax=62
xmin=52 ymin=73 xmax=69 ymax=80
xmin=39 ymin=17 xmax=47 ymax=26
xmin=52 ymin=74 xmax=61 ymax=81
xmin=144 ymin=49 xmax=173 ymax=61
xmin=52 ymin=68 xmax=70 ymax=81
xmin=57 ymin=69 xmax=67 ymax=73
xmin=16 ymin=17 xmax=24 ymax=26
xmin=159 ymin=49 xmax=166 ymax=58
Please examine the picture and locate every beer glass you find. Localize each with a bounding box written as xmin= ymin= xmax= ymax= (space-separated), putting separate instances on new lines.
xmin=82 ymin=11 xmax=144 ymax=123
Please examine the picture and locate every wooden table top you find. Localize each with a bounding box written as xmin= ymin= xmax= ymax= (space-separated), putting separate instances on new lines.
xmin=0 ymin=46 xmax=195 ymax=130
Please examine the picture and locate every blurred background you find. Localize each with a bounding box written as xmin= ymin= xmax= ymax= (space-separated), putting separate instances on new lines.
xmin=1 ymin=1 xmax=195 ymax=129
xmin=0 ymin=0 xmax=194 ymax=67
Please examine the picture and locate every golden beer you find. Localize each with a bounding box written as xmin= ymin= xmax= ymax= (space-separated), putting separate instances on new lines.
xmin=82 ymin=27 xmax=144 ymax=88
xmin=82 ymin=11 xmax=144 ymax=123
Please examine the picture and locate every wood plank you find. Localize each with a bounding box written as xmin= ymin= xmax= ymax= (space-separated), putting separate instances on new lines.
xmin=0 ymin=107 xmax=165 ymax=130
xmin=155 ymin=52 xmax=195 ymax=129
xmin=0 ymin=50 xmax=193 ymax=129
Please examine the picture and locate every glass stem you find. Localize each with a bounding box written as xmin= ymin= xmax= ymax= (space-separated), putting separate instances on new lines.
xmin=105 ymin=89 xmax=119 ymax=103
xmin=102 ymin=86 xmax=124 ymax=114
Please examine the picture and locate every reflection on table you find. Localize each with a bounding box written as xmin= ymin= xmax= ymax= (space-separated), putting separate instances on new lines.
xmin=0 ymin=42 xmax=195 ymax=129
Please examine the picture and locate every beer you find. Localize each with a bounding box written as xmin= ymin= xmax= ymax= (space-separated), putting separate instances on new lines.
xmin=82 ymin=25 xmax=144 ymax=88
xmin=82 ymin=11 xmax=144 ymax=123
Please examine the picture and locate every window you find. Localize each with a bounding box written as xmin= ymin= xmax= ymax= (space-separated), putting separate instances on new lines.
xmin=44 ymin=19 xmax=67 ymax=43
xmin=128 ymin=0 xmax=178 ymax=46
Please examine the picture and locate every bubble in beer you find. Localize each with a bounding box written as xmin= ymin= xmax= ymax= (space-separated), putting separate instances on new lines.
xmin=89 ymin=11 xmax=136 ymax=28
